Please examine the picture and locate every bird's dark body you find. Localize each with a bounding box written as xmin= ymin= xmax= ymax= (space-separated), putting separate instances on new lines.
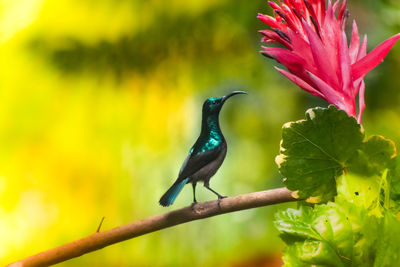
xmin=189 ymin=141 xmax=226 ymax=185
xmin=159 ymin=91 xmax=246 ymax=207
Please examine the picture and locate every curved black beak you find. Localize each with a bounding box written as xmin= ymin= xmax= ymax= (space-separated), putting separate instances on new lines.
xmin=222 ymin=91 xmax=247 ymax=103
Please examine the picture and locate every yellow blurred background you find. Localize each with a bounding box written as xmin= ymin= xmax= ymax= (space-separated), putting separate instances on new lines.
xmin=1 ymin=0 xmax=400 ymax=266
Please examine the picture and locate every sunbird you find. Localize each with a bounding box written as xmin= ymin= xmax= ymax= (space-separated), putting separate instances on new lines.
xmin=159 ymin=91 xmax=247 ymax=207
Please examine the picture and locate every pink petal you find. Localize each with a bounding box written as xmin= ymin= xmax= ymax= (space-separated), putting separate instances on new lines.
xmin=281 ymin=5 xmax=302 ymax=30
xmin=287 ymin=28 xmax=314 ymax=70
xmin=259 ymin=30 xmax=292 ymax=48
xmin=320 ymin=1 xmax=341 ymax=81
xmin=338 ymin=0 xmax=347 ymax=22
xmin=349 ymin=20 xmax=360 ymax=63
xmin=339 ymin=31 xmax=352 ymax=97
xmin=325 ymin=1 xmax=335 ymax=24
xmin=275 ymin=9 xmax=297 ymax=31
xmin=283 ymin=0 xmax=293 ymax=8
xmin=289 ymin=0 xmax=304 ymax=13
xmin=258 ymin=14 xmax=281 ymax=29
xmin=292 ymin=7 xmax=305 ymax=22
xmin=261 ymin=47 xmax=306 ymax=73
xmin=333 ymin=1 xmax=340 ymax=13
xmin=357 ymin=80 xmax=365 ymax=123
xmin=352 ymin=35 xmax=368 ymax=99
xmin=303 ymin=0 xmax=320 ymax=29
xmin=318 ymin=0 xmax=326 ymax=23
xmin=268 ymin=1 xmax=281 ymax=10
xmin=275 ymin=67 xmax=324 ymax=98
xmin=352 ymin=33 xmax=400 ymax=80
xmin=302 ymin=19 xmax=338 ymax=89
xmin=357 ymin=34 xmax=368 ymax=60
xmin=307 ymin=70 xmax=352 ymax=115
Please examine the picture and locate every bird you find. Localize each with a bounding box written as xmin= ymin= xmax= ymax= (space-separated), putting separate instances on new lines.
xmin=159 ymin=91 xmax=247 ymax=207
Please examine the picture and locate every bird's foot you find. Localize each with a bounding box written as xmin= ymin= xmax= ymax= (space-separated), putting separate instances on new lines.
xmin=190 ymin=201 xmax=198 ymax=210
xmin=217 ymin=195 xmax=227 ymax=208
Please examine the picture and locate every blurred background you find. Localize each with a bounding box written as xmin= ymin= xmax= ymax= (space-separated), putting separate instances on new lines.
xmin=1 ymin=0 xmax=400 ymax=266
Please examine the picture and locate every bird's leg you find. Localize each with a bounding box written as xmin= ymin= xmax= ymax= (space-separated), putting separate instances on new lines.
xmin=204 ymin=183 xmax=226 ymax=208
xmin=204 ymin=182 xmax=226 ymax=200
xmin=192 ymin=182 xmax=197 ymax=204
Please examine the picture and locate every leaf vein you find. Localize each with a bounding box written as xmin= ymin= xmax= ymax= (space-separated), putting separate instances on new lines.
xmin=289 ymin=127 xmax=342 ymax=166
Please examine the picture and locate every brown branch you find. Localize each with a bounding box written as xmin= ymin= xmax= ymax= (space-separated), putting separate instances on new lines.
xmin=7 ymin=187 xmax=296 ymax=267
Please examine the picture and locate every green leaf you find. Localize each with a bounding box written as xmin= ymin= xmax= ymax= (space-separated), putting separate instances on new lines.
xmin=275 ymin=206 xmax=319 ymax=243
xmin=276 ymin=106 xmax=364 ymax=202
xmin=336 ymin=173 xmax=384 ymax=217
xmin=276 ymin=203 xmax=354 ymax=267
xmin=348 ymin=135 xmax=396 ymax=177
xmin=277 ymin=199 xmax=400 ymax=266
xmin=374 ymin=213 xmax=400 ymax=266
xmin=388 ymin=156 xmax=400 ymax=206
xmin=283 ymin=241 xmax=347 ymax=267
xmin=337 ymin=136 xmax=397 ymax=215
xmin=282 ymin=245 xmax=309 ymax=267
xmin=335 ymin=197 xmax=380 ymax=265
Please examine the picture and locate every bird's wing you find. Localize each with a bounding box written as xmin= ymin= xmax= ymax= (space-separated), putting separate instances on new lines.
xmin=177 ymin=145 xmax=223 ymax=181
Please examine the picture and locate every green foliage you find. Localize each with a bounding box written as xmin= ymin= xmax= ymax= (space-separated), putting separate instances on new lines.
xmin=374 ymin=213 xmax=400 ymax=267
xmin=276 ymin=204 xmax=353 ymax=267
xmin=276 ymin=106 xmax=364 ymax=202
xmin=275 ymin=106 xmax=400 ymax=266
xmin=388 ymin=156 xmax=400 ymax=206
xmin=276 ymin=200 xmax=400 ymax=266
xmin=276 ymin=189 xmax=400 ymax=266
xmin=348 ymin=136 xmax=396 ymax=177
xmin=277 ymin=106 xmax=397 ymax=202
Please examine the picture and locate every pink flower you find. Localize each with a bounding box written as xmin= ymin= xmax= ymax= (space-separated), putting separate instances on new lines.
xmin=258 ymin=0 xmax=400 ymax=123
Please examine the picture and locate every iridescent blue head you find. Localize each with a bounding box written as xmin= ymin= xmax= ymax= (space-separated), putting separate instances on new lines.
xmin=202 ymin=91 xmax=247 ymax=115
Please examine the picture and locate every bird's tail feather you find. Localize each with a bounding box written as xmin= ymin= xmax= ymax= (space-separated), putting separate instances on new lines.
xmin=159 ymin=178 xmax=189 ymax=207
